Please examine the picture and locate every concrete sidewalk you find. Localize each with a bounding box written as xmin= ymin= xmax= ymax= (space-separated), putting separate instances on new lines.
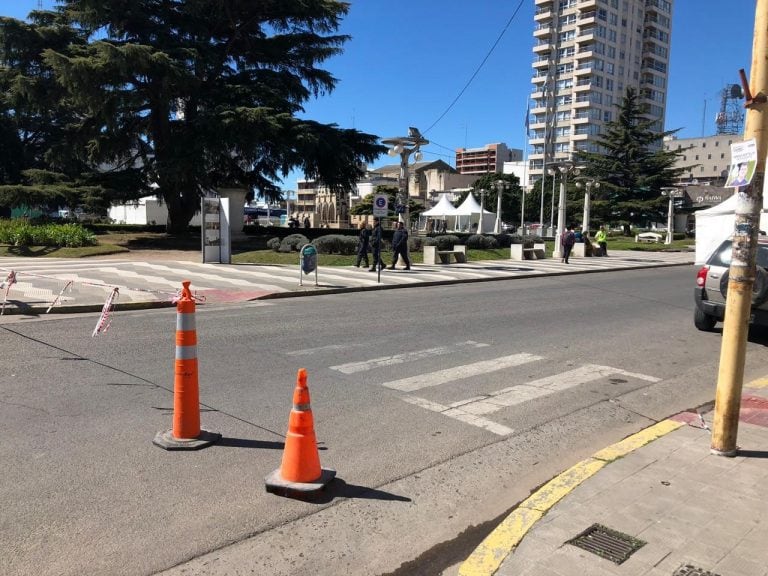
xmin=0 ymin=249 xmax=694 ymax=316
xmin=459 ymin=379 xmax=768 ymax=576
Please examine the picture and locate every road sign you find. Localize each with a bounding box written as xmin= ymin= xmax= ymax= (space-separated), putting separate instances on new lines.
xmin=373 ymin=194 xmax=388 ymax=217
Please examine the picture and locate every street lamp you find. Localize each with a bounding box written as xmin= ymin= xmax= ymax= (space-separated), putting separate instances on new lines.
xmin=552 ymin=161 xmax=580 ymax=259
xmin=661 ymin=187 xmax=684 ymax=244
xmin=494 ymin=180 xmax=508 ymax=234
xmin=477 ymin=189 xmax=486 ymax=234
xmin=382 ymin=127 xmax=429 ymax=228
xmin=575 ymin=177 xmax=600 ymax=236
xmin=547 ymin=167 xmax=557 ymax=232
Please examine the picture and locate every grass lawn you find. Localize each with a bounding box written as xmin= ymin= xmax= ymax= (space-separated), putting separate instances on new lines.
xmin=0 ymin=231 xmax=694 ymax=263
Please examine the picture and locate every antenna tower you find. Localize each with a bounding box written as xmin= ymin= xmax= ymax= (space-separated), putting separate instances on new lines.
xmin=715 ymin=84 xmax=745 ymax=135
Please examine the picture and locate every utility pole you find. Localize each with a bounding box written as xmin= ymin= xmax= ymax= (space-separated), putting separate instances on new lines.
xmin=711 ymin=0 xmax=768 ymax=456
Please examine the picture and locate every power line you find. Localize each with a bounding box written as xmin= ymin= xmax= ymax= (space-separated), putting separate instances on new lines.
xmin=422 ymin=0 xmax=526 ymax=136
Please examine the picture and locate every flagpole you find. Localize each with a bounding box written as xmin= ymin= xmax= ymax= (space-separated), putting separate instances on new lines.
xmin=521 ymin=95 xmax=529 ymax=235
xmin=539 ymin=86 xmax=548 ymax=236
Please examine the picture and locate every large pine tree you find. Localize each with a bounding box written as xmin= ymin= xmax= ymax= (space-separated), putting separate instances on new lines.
xmin=576 ymin=87 xmax=687 ymax=230
xmin=4 ymin=1 xmax=384 ymax=233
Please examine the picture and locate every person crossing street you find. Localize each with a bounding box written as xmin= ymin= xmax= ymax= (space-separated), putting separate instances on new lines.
xmin=389 ymin=221 xmax=411 ymax=270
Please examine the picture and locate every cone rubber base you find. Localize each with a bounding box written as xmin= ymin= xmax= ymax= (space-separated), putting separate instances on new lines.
xmin=153 ymin=428 xmax=221 ymax=451
xmin=265 ymin=467 xmax=336 ymax=500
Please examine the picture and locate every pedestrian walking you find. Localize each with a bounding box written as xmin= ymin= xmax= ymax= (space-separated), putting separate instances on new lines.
xmin=595 ymin=225 xmax=608 ymax=256
xmin=369 ymin=217 xmax=386 ymax=272
xmin=561 ymin=226 xmax=576 ymax=264
xmin=354 ymin=221 xmax=371 ymax=268
xmin=389 ymin=221 xmax=411 ymax=270
xmin=303 ymin=216 xmax=311 ymax=229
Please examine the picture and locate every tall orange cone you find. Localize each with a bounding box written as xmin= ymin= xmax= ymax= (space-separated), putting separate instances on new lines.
xmin=265 ymin=368 xmax=335 ymax=498
xmin=154 ymin=280 xmax=220 ymax=450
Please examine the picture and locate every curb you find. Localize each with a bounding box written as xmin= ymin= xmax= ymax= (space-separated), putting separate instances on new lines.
xmin=457 ymin=419 xmax=686 ymax=576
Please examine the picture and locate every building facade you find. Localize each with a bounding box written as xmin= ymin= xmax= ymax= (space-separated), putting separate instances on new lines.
xmin=664 ymin=134 xmax=741 ymax=187
xmin=455 ymin=143 xmax=522 ymax=175
xmin=529 ymin=0 xmax=673 ymax=185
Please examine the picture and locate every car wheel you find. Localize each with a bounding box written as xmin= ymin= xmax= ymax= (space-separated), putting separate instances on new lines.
xmin=720 ymin=267 xmax=768 ymax=305
xmin=694 ymin=307 xmax=717 ymax=331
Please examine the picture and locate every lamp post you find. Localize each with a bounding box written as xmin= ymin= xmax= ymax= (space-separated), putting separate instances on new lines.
xmin=547 ymin=167 xmax=557 ymax=233
xmin=477 ymin=189 xmax=486 ymax=234
xmin=382 ymin=127 xmax=429 ymax=228
xmin=494 ymin=180 xmax=508 ymax=234
xmin=552 ymin=161 xmax=580 ymax=259
xmin=575 ymin=177 xmax=600 ymax=236
xmin=661 ymin=187 xmax=684 ymax=244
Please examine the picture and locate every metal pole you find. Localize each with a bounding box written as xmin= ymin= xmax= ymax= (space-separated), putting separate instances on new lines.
xmin=553 ymin=176 xmax=567 ymax=259
xmin=539 ymin=176 xmax=545 ymax=236
xmin=711 ymin=0 xmax=768 ymax=456
xmin=550 ymin=173 xmax=556 ymax=231
xmin=478 ymin=190 xmax=485 ymax=234
xmin=399 ymin=150 xmax=408 ymax=226
xmin=495 ymin=183 xmax=503 ymax=234
xmin=665 ymin=195 xmax=674 ymax=245
xmin=582 ymin=185 xmax=590 ymax=236
xmin=520 ymin=188 xmax=525 ymax=234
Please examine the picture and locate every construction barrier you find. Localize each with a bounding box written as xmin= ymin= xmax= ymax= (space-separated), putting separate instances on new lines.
xmin=153 ymin=280 xmax=220 ymax=450
xmin=265 ymin=368 xmax=335 ymax=498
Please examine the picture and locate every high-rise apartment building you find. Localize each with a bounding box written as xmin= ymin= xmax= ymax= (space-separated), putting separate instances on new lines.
xmin=528 ymin=0 xmax=673 ymax=186
xmin=455 ymin=143 xmax=522 ymax=175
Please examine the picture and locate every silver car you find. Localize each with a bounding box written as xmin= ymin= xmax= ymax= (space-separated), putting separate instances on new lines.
xmin=694 ymin=238 xmax=768 ymax=331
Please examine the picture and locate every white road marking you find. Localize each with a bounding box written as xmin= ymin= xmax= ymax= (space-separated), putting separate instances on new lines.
xmin=400 ymin=362 xmax=661 ymax=435
xmin=329 ymin=341 xmax=489 ymax=374
xmin=382 ymin=353 xmax=543 ymax=392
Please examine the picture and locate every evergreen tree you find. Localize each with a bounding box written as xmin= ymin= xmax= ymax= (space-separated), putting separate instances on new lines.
xmin=19 ymin=0 xmax=385 ymax=233
xmin=576 ymin=87 xmax=687 ymax=230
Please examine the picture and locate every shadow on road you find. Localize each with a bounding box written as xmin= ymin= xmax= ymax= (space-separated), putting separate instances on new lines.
xmin=310 ymin=478 xmax=412 ymax=504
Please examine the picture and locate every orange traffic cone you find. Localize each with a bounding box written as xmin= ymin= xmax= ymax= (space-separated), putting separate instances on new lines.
xmin=154 ymin=280 xmax=220 ymax=450
xmin=265 ymin=368 xmax=335 ymax=498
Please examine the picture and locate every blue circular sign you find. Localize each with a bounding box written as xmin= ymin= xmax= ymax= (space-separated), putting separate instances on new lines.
xmin=375 ymin=197 xmax=387 ymax=208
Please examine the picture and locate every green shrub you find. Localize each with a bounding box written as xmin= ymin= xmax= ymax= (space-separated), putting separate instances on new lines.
xmin=266 ymin=237 xmax=281 ymax=251
xmin=408 ymin=236 xmax=424 ymax=252
xmin=0 ymin=220 xmax=96 ymax=247
xmin=673 ymin=232 xmax=686 ymax=241
xmin=278 ymin=233 xmax=309 ymax=252
xmin=466 ymin=234 xmax=498 ymax=249
xmin=312 ymin=234 xmax=357 ymax=255
xmin=433 ymin=234 xmax=461 ymax=250
xmin=494 ymin=233 xmax=514 ymax=248
xmin=422 ymin=236 xmax=437 ymax=246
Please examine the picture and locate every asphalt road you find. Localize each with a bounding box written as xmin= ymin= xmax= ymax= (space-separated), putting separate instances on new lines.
xmin=3 ymin=266 xmax=768 ymax=576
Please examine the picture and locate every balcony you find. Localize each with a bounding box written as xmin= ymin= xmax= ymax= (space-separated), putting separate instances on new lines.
xmin=578 ymin=0 xmax=597 ymax=10
xmin=573 ymin=62 xmax=593 ymax=76
xmin=579 ymin=11 xmax=596 ymax=25
xmin=576 ymin=27 xmax=596 ymax=43
xmin=645 ymin=0 xmax=671 ymax=14
xmin=534 ymin=0 xmax=553 ymax=5
xmin=533 ymin=40 xmax=552 ymax=54
xmin=573 ymin=78 xmax=591 ymax=92
xmin=533 ymin=55 xmax=552 ymax=68
xmin=534 ymin=6 xmax=552 ymax=22
xmin=534 ymin=24 xmax=552 ymax=39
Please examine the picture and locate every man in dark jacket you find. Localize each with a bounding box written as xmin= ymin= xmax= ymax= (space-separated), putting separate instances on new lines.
xmin=389 ymin=222 xmax=411 ymax=270
xmin=369 ymin=218 xmax=386 ymax=271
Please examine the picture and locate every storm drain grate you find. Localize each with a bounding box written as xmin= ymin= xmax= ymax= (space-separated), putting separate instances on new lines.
xmin=672 ymin=565 xmax=721 ymax=576
xmin=567 ymin=524 xmax=646 ymax=564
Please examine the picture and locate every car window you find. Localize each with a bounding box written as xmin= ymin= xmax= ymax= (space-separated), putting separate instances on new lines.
xmin=708 ymin=240 xmax=768 ymax=268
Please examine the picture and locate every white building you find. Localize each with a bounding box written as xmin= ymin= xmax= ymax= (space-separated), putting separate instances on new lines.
xmin=528 ymin=0 xmax=673 ymax=185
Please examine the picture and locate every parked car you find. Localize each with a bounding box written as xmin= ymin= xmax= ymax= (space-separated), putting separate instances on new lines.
xmin=694 ymin=237 xmax=768 ymax=331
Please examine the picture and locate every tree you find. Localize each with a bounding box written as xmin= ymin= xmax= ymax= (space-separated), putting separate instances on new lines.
xmin=0 ymin=10 xmax=114 ymax=216
xmin=350 ymin=185 xmax=423 ymax=221
xmin=576 ymin=87 xmax=687 ymax=230
xmin=10 ymin=1 xmax=385 ymax=233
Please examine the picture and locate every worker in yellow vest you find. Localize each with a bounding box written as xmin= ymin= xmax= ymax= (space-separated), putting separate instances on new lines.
xmin=595 ymin=226 xmax=608 ymax=257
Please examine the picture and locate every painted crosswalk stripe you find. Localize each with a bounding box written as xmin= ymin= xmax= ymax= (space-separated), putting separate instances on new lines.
xmin=382 ymin=353 xmax=543 ymax=392
xmin=329 ymin=341 xmax=489 ymax=375
xmin=402 ymin=395 xmax=515 ymax=436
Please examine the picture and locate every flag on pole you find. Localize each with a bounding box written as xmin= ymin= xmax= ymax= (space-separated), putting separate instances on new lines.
xmin=524 ymin=97 xmax=530 ymax=137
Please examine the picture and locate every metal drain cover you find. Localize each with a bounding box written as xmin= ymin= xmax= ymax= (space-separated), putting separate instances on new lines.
xmin=672 ymin=566 xmax=721 ymax=576
xmin=567 ymin=523 xmax=646 ymax=564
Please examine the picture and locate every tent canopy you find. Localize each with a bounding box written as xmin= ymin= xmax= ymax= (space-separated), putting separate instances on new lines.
xmin=422 ymin=193 xmax=458 ymax=217
xmin=694 ymin=194 xmax=768 ymax=263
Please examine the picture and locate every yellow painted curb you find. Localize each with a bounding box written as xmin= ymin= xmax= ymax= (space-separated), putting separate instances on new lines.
xmin=746 ymin=377 xmax=768 ymax=389
xmin=458 ymin=419 xmax=684 ymax=576
xmin=592 ymin=419 xmax=683 ymax=462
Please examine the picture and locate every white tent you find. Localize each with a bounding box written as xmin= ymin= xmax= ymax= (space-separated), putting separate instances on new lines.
xmin=422 ymin=193 xmax=458 ymax=217
xmin=454 ymin=193 xmax=496 ymax=233
xmin=694 ymin=194 xmax=768 ymax=263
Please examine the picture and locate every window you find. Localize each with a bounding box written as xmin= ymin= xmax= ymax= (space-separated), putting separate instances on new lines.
xmin=603 ymin=110 xmax=613 ymax=122
xmin=605 ymin=78 xmax=614 ymax=91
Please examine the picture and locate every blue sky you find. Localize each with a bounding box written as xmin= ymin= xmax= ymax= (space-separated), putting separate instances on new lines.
xmin=4 ymin=1 xmax=757 ymax=192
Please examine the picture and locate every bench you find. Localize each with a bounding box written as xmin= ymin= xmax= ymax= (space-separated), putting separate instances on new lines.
xmin=510 ymin=243 xmax=547 ymax=261
xmin=423 ymin=245 xmax=467 ymax=265
xmin=635 ymin=232 xmax=663 ymax=244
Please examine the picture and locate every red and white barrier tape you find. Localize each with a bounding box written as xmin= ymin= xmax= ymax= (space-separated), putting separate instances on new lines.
xmin=46 ymin=281 xmax=74 ymax=314
xmin=1 ymin=270 xmax=17 ymax=315
xmin=92 ymin=288 xmax=119 ymax=337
